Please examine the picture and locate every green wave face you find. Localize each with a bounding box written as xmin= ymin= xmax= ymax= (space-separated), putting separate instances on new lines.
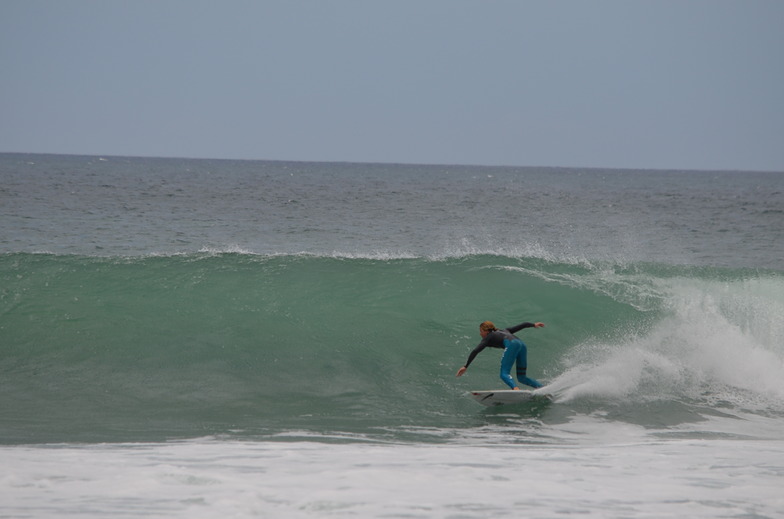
xmin=2 ymin=252 xmax=782 ymax=444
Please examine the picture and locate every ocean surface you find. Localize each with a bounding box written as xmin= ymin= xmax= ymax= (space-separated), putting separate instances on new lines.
xmin=1 ymin=153 xmax=783 ymax=517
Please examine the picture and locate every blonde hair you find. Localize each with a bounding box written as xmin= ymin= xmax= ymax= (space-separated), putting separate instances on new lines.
xmin=479 ymin=321 xmax=497 ymax=333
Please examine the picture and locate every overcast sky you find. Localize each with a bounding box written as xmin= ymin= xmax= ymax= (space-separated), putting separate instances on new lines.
xmin=2 ymin=0 xmax=783 ymax=170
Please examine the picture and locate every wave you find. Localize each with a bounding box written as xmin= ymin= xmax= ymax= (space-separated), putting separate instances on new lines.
xmin=1 ymin=252 xmax=782 ymax=443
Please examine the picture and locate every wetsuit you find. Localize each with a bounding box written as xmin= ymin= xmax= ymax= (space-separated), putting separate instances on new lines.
xmin=463 ymin=322 xmax=543 ymax=389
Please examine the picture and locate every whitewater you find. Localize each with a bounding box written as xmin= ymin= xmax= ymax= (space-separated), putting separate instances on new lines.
xmin=1 ymin=153 xmax=783 ymax=518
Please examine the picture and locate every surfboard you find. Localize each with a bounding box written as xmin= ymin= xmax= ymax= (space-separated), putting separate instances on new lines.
xmin=469 ymin=389 xmax=551 ymax=407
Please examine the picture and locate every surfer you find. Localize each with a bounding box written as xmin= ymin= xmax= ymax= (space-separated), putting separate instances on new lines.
xmin=456 ymin=321 xmax=545 ymax=389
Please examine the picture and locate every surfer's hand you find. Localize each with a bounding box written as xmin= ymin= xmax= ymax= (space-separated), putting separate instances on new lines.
xmin=456 ymin=366 xmax=467 ymax=377
xmin=534 ymin=322 xmax=545 ymax=328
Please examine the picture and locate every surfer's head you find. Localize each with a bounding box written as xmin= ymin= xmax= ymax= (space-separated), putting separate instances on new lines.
xmin=479 ymin=321 xmax=497 ymax=338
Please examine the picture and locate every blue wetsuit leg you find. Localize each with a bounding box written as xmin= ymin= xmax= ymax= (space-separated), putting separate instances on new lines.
xmin=499 ymin=339 xmax=521 ymax=389
xmin=514 ymin=339 xmax=543 ymax=389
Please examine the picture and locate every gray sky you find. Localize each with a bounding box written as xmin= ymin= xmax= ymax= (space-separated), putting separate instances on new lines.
xmin=2 ymin=0 xmax=783 ymax=170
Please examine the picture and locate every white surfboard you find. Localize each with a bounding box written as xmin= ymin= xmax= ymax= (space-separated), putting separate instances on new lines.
xmin=469 ymin=389 xmax=551 ymax=407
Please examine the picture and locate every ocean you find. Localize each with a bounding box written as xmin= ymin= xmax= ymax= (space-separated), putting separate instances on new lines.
xmin=1 ymin=153 xmax=783 ymax=517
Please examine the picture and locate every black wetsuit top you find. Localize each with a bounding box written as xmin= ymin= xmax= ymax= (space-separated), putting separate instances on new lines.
xmin=463 ymin=322 xmax=536 ymax=368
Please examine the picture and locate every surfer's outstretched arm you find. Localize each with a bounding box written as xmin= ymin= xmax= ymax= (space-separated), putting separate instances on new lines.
xmin=456 ymin=341 xmax=487 ymax=377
